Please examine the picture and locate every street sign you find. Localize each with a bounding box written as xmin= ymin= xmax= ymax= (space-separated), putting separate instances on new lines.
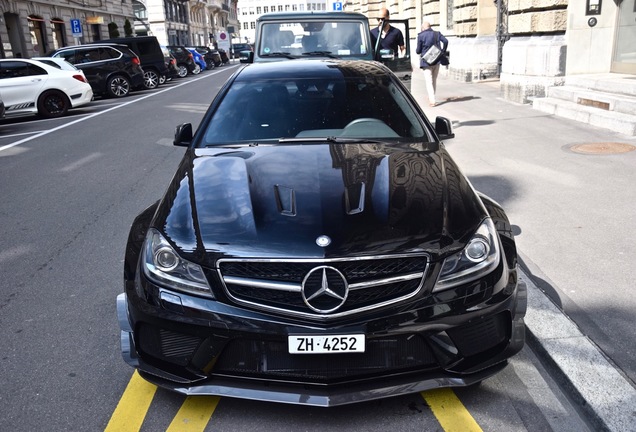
xmin=70 ymin=19 xmax=82 ymax=37
xmin=333 ymin=2 xmax=343 ymax=11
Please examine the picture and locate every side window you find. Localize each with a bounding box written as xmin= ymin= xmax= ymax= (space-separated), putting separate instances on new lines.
xmin=76 ymin=48 xmax=100 ymax=63
xmin=28 ymin=64 xmax=48 ymax=76
xmin=135 ymin=42 xmax=152 ymax=56
xmin=55 ymin=50 xmax=77 ymax=64
xmin=100 ymin=47 xmax=121 ymax=60
xmin=35 ymin=59 xmax=62 ymax=69
xmin=0 ymin=61 xmax=46 ymax=78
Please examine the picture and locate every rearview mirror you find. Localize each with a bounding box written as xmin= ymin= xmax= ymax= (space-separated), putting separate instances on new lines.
xmin=379 ymin=48 xmax=395 ymax=60
xmin=174 ymin=123 xmax=193 ymax=147
xmin=435 ymin=117 xmax=455 ymax=140
xmin=239 ymin=50 xmax=253 ymax=63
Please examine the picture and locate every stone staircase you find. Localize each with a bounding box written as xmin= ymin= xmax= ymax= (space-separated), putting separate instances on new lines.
xmin=532 ymin=73 xmax=636 ymax=136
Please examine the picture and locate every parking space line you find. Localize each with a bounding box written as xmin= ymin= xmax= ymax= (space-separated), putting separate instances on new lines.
xmin=104 ymin=371 xmax=157 ymax=432
xmin=421 ymin=388 xmax=482 ymax=432
xmin=166 ymin=396 xmax=220 ymax=432
xmin=0 ymin=130 xmax=47 ymax=139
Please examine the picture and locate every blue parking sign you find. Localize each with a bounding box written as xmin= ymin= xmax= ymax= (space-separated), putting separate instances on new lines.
xmin=333 ymin=2 xmax=343 ymax=11
xmin=70 ymin=19 xmax=82 ymax=37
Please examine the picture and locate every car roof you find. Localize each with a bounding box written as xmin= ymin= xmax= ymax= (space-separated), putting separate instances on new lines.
xmin=257 ymin=11 xmax=368 ymax=21
xmin=0 ymin=58 xmax=75 ymax=73
xmin=48 ymin=43 xmax=132 ymax=55
xmin=235 ymin=58 xmax=390 ymax=81
xmin=31 ymin=57 xmax=79 ymax=70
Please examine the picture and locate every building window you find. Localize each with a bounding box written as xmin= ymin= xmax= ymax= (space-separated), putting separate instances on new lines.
xmin=257 ymin=7 xmax=261 ymax=14
xmin=250 ymin=21 xmax=255 ymax=29
xmin=28 ymin=16 xmax=47 ymax=56
xmin=50 ymin=20 xmax=66 ymax=50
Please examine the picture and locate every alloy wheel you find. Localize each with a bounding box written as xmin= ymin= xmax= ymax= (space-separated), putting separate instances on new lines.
xmin=108 ymin=75 xmax=131 ymax=98
xmin=144 ymin=70 xmax=160 ymax=89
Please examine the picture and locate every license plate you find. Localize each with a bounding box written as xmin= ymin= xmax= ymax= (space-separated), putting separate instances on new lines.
xmin=288 ymin=335 xmax=365 ymax=354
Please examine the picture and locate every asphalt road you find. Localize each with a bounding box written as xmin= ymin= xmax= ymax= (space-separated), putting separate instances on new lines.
xmin=0 ymin=63 xmax=592 ymax=431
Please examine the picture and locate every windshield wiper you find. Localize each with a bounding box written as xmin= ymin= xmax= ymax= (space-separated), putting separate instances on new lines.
xmin=278 ymin=137 xmax=386 ymax=144
xmin=302 ymin=51 xmax=339 ymax=59
xmin=260 ymin=52 xmax=297 ymax=59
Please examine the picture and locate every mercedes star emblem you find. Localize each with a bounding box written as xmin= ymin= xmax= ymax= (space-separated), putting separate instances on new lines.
xmin=301 ymin=266 xmax=348 ymax=313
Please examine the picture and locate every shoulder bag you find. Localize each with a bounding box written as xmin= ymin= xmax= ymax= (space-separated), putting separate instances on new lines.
xmin=421 ymin=32 xmax=443 ymax=65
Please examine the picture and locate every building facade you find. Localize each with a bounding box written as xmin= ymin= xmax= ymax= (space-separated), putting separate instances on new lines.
xmin=0 ymin=0 xmax=239 ymax=59
xmin=0 ymin=0 xmax=135 ymax=58
xmin=236 ymin=1 xmax=330 ymax=45
xmin=132 ymin=0 xmax=239 ymax=48
xmin=2 ymin=0 xmax=634 ymax=106
xmin=345 ymin=0 xmax=634 ymax=104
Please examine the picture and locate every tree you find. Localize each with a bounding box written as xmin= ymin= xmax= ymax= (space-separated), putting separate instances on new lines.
xmin=108 ymin=22 xmax=120 ymax=38
xmin=124 ymin=19 xmax=133 ymax=37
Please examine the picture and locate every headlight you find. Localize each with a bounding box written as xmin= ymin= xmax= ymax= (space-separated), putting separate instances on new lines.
xmin=433 ymin=218 xmax=500 ymax=292
xmin=142 ymin=228 xmax=213 ymax=298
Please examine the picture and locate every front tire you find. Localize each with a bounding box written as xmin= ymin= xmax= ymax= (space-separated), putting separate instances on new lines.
xmin=37 ymin=90 xmax=69 ymax=118
xmin=177 ymin=64 xmax=188 ymax=78
xmin=191 ymin=64 xmax=202 ymax=75
xmin=143 ymin=69 xmax=160 ymax=89
xmin=107 ymin=75 xmax=131 ymax=98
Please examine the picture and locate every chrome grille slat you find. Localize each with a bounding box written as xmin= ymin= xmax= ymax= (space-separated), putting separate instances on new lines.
xmin=218 ymin=255 xmax=429 ymax=320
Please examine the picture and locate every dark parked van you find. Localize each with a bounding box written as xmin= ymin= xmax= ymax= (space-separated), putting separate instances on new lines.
xmin=93 ymin=36 xmax=169 ymax=89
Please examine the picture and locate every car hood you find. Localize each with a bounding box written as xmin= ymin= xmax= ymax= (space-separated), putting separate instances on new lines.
xmin=153 ymin=143 xmax=487 ymax=264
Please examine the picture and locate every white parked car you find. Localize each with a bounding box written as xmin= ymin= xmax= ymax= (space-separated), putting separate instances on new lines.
xmin=0 ymin=58 xmax=93 ymax=118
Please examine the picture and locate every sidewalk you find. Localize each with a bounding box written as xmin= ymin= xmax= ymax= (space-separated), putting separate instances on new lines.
xmin=408 ymin=69 xmax=636 ymax=431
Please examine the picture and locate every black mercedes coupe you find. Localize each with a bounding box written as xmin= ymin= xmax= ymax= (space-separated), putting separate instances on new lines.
xmin=117 ymin=59 xmax=526 ymax=406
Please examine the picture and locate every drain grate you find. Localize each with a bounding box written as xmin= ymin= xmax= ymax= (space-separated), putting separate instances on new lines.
xmin=568 ymin=142 xmax=636 ymax=155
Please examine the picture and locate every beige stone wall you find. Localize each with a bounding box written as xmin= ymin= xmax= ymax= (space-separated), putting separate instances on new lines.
xmin=509 ymin=10 xmax=567 ymax=33
xmin=421 ymin=0 xmax=442 ymax=26
xmin=508 ymin=0 xmax=568 ymax=34
xmin=453 ymin=0 xmax=478 ymax=37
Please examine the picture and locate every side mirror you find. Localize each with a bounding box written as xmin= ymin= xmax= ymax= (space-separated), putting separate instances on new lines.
xmin=239 ymin=50 xmax=253 ymax=63
xmin=435 ymin=117 xmax=455 ymax=140
xmin=379 ymin=48 xmax=395 ymax=60
xmin=174 ymin=123 xmax=193 ymax=147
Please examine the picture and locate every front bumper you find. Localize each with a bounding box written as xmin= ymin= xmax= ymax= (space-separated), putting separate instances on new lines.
xmin=116 ymin=274 xmax=526 ymax=406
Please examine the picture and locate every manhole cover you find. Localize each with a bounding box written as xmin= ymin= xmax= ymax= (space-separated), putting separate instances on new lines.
xmin=568 ymin=142 xmax=636 ymax=155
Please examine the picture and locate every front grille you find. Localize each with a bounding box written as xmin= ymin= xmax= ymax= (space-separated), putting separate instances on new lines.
xmin=213 ymin=334 xmax=436 ymax=382
xmin=218 ymin=255 xmax=429 ymax=319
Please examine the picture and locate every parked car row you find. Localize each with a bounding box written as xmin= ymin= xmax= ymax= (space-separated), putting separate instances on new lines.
xmin=0 ymin=36 xmax=232 ymax=120
xmin=0 ymin=57 xmax=93 ymax=118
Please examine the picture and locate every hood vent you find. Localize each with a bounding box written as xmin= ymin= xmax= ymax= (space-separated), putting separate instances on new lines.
xmin=274 ymin=185 xmax=296 ymax=216
xmin=345 ymin=182 xmax=365 ymax=215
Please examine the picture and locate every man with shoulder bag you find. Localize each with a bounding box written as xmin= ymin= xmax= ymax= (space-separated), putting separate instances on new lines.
xmin=416 ymin=21 xmax=449 ymax=107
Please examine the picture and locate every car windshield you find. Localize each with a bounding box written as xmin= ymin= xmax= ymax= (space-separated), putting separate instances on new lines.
xmin=259 ymin=21 xmax=371 ymax=57
xmin=199 ymin=75 xmax=428 ymax=146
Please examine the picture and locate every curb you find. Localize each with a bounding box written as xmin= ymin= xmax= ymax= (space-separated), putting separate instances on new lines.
xmin=520 ymin=261 xmax=636 ymax=432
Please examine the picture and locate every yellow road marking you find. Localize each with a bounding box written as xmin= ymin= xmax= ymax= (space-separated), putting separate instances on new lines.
xmin=105 ymin=371 xmax=158 ymax=432
xmin=166 ymin=396 xmax=221 ymax=432
xmin=421 ymin=388 xmax=482 ymax=432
